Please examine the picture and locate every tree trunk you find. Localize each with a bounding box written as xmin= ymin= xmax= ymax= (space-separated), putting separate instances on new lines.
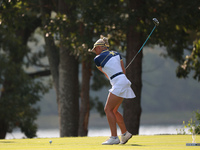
xmin=124 ymin=26 xmax=142 ymax=135
xmin=0 ymin=119 xmax=7 ymax=139
xmin=79 ymin=61 xmax=91 ymax=136
xmin=39 ymin=0 xmax=59 ymax=95
xmin=59 ymin=45 xmax=79 ymax=137
xmin=58 ymin=0 xmax=79 ymax=137
xmin=123 ymin=0 xmax=144 ymax=135
xmin=123 ymin=27 xmax=142 ymax=135
xmin=40 ymin=0 xmax=60 ymax=122
xmin=44 ymin=36 xmax=59 ymax=99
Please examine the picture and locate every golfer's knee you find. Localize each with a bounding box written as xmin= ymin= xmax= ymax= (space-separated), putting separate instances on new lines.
xmin=113 ymin=111 xmax=118 ymax=117
xmin=104 ymin=107 xmax=108 ymax=113
xmin=104 ymin=106 xmax=112 ymax=114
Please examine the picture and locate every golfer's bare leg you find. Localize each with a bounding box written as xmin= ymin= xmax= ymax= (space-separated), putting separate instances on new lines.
xmin=104 ymin=92 xmax=123 ymax=137
xmin=113 ymin=103 xmax=127 ymax=134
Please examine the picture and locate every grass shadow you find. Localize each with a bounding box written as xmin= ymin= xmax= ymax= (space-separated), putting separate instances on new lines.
xmin=131 ymin=144 xmax=143 ymax=146
xmin=121 ymin=144 xmax=143 ymax=146
xmin=0 ymin=141 xmax=15 ymax=143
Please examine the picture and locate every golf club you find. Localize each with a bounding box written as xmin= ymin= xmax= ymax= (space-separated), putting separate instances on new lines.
xmin=125 ymin=18 xmax=159 ymax=70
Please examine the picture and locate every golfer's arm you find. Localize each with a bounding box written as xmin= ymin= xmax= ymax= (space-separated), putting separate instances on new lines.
xmin=97 ymin=67 xmax=109 ymax=79
xmin=121 ymin=60 xmax=126 ymax=74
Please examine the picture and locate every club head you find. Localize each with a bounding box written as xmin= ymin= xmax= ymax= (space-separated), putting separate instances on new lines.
xmin=153 ymin=18 xmax=159 ymax=26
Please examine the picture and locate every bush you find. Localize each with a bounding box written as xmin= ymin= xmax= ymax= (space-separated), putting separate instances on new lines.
xmin=183 ymin=110 xmax=200 ymax=135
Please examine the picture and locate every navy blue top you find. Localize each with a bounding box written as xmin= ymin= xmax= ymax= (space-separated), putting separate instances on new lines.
xmin=94 ymin=50 xmax=122 ymax=68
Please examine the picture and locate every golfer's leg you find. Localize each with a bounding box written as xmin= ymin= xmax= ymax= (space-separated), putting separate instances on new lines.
xmin=113 ymin=104 xmax=127 ymax=134
xmin=104 ymin=93 xmax=123 ymax=137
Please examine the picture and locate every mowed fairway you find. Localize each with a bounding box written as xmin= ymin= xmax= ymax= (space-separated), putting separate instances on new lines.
xmin=0 ymin=135 xmax=199 ymax=150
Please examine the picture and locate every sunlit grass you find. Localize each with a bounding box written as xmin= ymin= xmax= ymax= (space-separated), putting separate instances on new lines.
xmin=0 ymin=135 xmax=199 ymax=150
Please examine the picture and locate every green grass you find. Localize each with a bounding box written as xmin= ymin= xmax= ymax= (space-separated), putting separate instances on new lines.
xmin=0 ymin=135 xmax=200 ymax=150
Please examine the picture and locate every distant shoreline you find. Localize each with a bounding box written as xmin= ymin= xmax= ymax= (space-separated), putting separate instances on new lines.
xmin=6 ymin=124 xmax=186 ymax=139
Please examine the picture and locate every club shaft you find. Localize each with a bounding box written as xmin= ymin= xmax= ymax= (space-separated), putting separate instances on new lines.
xmin=125 ymin=25 xmax=157 ymax=70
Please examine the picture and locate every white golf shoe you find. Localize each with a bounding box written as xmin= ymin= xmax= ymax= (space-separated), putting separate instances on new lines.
xmin=102 ymin=136 xmax=120 ymax=145
xmin=120 ymin=131 xmax=132 ymax=144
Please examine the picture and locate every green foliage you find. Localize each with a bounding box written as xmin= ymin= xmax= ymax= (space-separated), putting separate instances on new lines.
xmin=177 ymin=38 xmax=200 ymax=81
xmin=0 ymin=0 xmax=49 ymax=138
xmin=150 ymin=0 xmax=200 ymax=81
xmin=182 ymin=110 xmax=200 ymax=135
xmin=145 ymin=0 xmax=200 ymax=63
xmin=0 ymin=54 xmax=49 ymax=138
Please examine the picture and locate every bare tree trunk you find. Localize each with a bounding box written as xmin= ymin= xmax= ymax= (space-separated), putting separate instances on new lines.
xmin=44 ymin=36 xmax=59 ymax=99
xmin=0 ymin=119 xmax=7 ymax=139
xmin=58 ymin=0 xmax=79 ymax=136
xmin=40 ymin=0 xmax=60 ymax=118
xmin=124 ymin=28 xmax=142 ymax=135
xmin=59 ymin=45 xmax=79 ymax=137
xmin=123 ymin=0 xmax=144 ymax=135
xmin=79 ymin=61 xmax=91 ymax=136
xmin=44 ymin=36 xmax=60 ymax=117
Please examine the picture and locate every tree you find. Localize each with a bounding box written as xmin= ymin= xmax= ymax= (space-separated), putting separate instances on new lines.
xmin=79 ymin=48 xmax=92 ymax=136
xmin=40 ymin=0 xmax=80 ymax=136
xmin=39 ymin=0 xmax=112 ymax=136
xmin=77 ymin=24 xmax=93 ymax=136
xmin=122 ymin=0 xmax=144 ymax=135
xmin=177 ymin=38 xmax=200 ymax=81
xmin=143 ymin=0 xmax=200 ymax=80
xmin=0 ymin=0 xmax=49 ymax=139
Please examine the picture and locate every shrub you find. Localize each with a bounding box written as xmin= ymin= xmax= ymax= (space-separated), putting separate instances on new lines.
xmin=183 ymin=110 xmax=200 ymax=135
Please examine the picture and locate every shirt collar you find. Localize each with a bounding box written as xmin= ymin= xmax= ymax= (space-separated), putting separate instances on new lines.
xmin=101 ymin=49 xmax=109 ymax=53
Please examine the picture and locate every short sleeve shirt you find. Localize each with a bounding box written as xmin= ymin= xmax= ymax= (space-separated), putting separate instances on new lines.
xmin=94 ymin=50 xmax=123 ymax=78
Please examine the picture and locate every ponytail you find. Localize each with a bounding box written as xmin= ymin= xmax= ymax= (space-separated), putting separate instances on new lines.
xmin=102 ymin=37 xmax=109 ymax=49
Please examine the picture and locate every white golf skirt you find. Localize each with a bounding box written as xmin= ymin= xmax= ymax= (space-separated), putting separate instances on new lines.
xmin=109 ymin=74 xmax=136 ymax=99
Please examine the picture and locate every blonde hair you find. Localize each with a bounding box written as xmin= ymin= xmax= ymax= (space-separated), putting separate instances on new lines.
xmin=102 ymin=37 xmax=109 ymax=49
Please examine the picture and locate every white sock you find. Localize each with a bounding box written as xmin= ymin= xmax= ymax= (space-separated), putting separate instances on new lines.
xmin=122 ymin=131 xmax=127 ymax=136
xmin=111 ymin=136 xmax=118 ymax=139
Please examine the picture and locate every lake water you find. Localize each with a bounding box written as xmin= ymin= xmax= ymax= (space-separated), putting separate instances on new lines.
xmin=5 ymin=125 xmax=188 ymax=139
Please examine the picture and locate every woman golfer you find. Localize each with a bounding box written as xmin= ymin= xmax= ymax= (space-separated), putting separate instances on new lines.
xmin=89 ymin=37 xmax=136 ymax=145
